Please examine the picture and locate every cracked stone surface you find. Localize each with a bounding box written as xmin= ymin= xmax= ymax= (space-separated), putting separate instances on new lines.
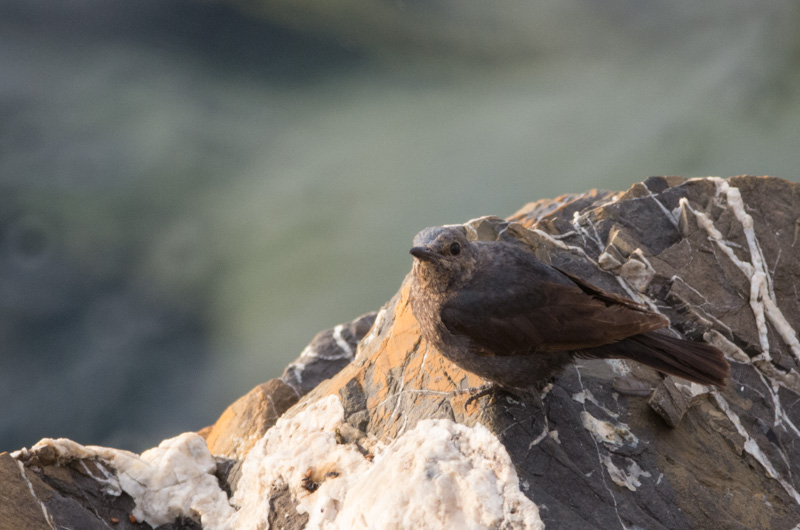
xmin=4 ymin=176 xmax=800 ymax=529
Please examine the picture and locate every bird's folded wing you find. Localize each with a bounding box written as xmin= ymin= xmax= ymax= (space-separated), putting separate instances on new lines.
xmin=552 ymin=266 xmax=656 ymax=313
xmin=441 ymin=270 xmax=668 ymax=356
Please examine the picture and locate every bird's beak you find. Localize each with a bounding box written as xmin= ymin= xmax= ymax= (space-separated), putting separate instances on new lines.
xmin=410 ymin=246 xmax=437 ymax=262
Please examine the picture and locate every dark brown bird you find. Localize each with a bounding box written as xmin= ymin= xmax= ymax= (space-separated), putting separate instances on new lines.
xmin=408 ymin=225 xmax=729 ymax=398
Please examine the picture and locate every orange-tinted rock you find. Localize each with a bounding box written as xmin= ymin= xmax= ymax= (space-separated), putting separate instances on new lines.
xmin=202 ymin=312 xmax=376 ymax=459
xmin=203 ymin=379 xmax=299 ymax=459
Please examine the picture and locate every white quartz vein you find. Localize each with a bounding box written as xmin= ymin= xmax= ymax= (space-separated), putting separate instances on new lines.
xmin=641 ymin=181 xmax=679 ymax=228
xmin=358 ymin=307 xmax=386 ymax=352
xmin=16 ymin=460 xmax=56 ymax=530
xmin=681 ymin=179 xmax=800 ymax=362
xmin=571 ymin=211 xmax=605 ymax=252
xmin=713 ymin=392 xmax=800 ymax=506
xmin=332 ymin=324 xmax=354 ymax=357
xmin=575 ymin=366 xmax=628 ymax=530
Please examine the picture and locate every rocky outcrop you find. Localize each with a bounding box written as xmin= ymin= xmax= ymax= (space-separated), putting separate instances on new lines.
xmin=200 ymin=312 xmax=376 ymax=460
xmin=3 ymin=176 xmax=800 ymax=529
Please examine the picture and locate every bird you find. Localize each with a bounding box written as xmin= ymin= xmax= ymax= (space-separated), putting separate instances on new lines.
xmin=408 ymin=225 xmax=729 ymax=402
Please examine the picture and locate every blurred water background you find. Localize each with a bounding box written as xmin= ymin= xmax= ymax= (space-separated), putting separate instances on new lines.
xmin=1 ymin=0 xmax=799 ymax=452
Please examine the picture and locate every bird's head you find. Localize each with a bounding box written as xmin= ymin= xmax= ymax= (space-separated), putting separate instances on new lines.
xmin=409 ymin=226 xmax=476 ymax=292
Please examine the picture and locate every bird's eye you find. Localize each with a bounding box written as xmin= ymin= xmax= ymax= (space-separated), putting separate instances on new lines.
xmin=449 ymin=242 xmax=461 ymax=255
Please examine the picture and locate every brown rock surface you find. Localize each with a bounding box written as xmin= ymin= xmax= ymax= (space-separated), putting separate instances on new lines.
xmin=203 ymin=379 xmax=300 ymax=460
xmin=280 ymin=175 xmax=800 ymax=529
xmin=5 ymin=176 xmax=800 ymax=529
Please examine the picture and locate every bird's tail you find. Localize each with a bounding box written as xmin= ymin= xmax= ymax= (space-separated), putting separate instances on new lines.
xmin=581 ymin=332 xmax=730 ymax=387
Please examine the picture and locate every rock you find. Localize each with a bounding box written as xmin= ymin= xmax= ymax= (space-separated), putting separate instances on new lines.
xmin=648 ymin=377 xmax=712 ymax=428
xmin=0 ymin=449 xmax=193 ymax=530
xmin=200 ymin=312 xmax=376 ymax=460
xmin=283 ymin=175 xmax=800 ymax=529
xmin=202 ymin=379 xmax=300 ymax=460
xmin=11 ymin=434 xmax=227 ymax=529
xmin=5 ymin=176 xmax=800 ymax=529
xmin=282 ymin=312 xmax=377 ymax=396
xmin=267 ymin=482 xmax=309 ymax=530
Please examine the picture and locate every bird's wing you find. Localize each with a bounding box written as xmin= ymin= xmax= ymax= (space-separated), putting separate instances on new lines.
xmin=441 ymin=256 xmax=667 ymax=356
xmin=551 ymin=266 xmax=654 ymax=312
